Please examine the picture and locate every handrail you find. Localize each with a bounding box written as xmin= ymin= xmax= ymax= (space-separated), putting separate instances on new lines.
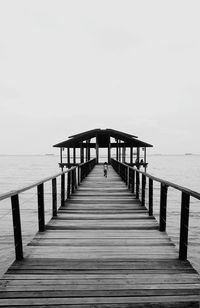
xmin=0 ymin=158 xmax=96 ymax=261
xmin=114 ymin=160 xmax=200 ymax=200
xmin=110 ymin=158 xmax=199 ymax=261
xmin=0 ymin=167 xmax=77 ymax=202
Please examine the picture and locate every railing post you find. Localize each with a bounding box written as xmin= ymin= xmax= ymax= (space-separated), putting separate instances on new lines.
xmin=131 ymin=169 xmax=135 ymax=194
xmin=149 ymin=178 xmax=153 ymax=216
xmin=78 ymin=166 xmax=80 ymax=186
xmin=67 ymin=171 xmax=71 ymax=198
xmin=72 ymin=169 xmax=75 ymax=194
xmin=159 ymin=183 xmax=168 ymax=232
xmin=80 ymin=165 xmax=82 ymax=182
xmin=75 ymin=168 xmax=78 ymax=189
xmin=61 ymin=173 xmax=65 ymax=207
xmin=11 ymin=194 xmax=23 ymax=260
xmin=37 ymin=183 xmax=45 ymax=232
xmin=125 ymin=166 xmax=127 ymax=184
xmin=136 ymin=171 xmax=140 ymax=199
xmin=128 ymin=167 xmax=131 ymax=189
xmin=179 ymin=192 xmax=190 ymax=260
xmin=52 ymin=178 xmax=57 ymax=217
xmin=141 ymin=174 xmax=146 ymax=206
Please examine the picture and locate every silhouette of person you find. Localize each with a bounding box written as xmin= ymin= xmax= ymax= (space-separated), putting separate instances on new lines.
xmin=103 ymin=162 xmax=108 ymax=177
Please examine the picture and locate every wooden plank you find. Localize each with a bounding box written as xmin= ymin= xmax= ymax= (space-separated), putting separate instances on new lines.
xmin=10 ymin=259 xmax=193 ymax=269
xmin=0 ymin=288 xmax=199 ymax=298
xmin=53 ymin=213 xmax=153 ymax=220
xmin=28 ymin=239 xmax=174 ymax=247
xmin=34 ymin=230 xmax=170 ymax=238
xmin=0 ymin=295 xmax=199 ymax=306
xmin=0 ymin=303 xmax=197 ymax=308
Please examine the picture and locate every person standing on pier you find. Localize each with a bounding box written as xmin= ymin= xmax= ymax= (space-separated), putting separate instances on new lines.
xmin=103 ymin=162 xmax=108 ymax=177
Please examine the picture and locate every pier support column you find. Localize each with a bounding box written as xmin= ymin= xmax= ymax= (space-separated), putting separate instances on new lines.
xmin=119 ymin=141 xmax=121 ymax=162
xmin=60 ymin=148 xmax=63 ymax=171
xmin=80 ymin=143 xmax=84 ymax=163
xmin=108 ymin=137 xmax=111 ymax=163
xmin=73 ymin=147 xmax=76 ymax=164
xmin=122 ymin=143 xmax=126 ymax=163
xmin=67 ymin=148 xmax=70 ymax=165
xmin=116 ymin=139 xmax=119 ymax=161
xmin=130 ymin=147 xmax=133 ymax=165
xmin=96 ymin=141 xmax=99 ymax=164
xmin=86 ymin=140 xmax=91 ymax=161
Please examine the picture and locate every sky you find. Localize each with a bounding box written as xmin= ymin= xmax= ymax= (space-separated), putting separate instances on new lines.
xmin=0 ymin=0 xmax=200 ymax=154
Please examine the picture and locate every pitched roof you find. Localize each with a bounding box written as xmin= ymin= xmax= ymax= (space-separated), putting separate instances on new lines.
xmin=53 ymin=128 xmax=153 ymax=148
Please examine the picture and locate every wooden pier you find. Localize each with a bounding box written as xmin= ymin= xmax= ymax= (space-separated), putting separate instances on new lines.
xmin=0 ymin=164 xmax=199 ymax=307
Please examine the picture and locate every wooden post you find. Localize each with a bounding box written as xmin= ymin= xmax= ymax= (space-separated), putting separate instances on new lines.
xmin=144 ymin=147 xmax=147 ymax=172
xmin=130 ymin=147 xmax=133 ymax=165
xmin=67 ymin=172 xmax=71 ymax=198
xmin=141 ymin=174 xmax=146 ymax=206
xmin=136 ymin=171 xmax=140 ymax=199
xmin=72 ymin=169 xmax=75 ymax=193
xmin=96 ymin=142 xmax=99 ymax=164
xmin=137 ymin=147 xmax=140 ymax=166
xmin=78 ymin=166 xmax=80 ymax=186
xmin=131 ymin=169 xmax=135 ymax=194
xmin=67 ymin=148 xmax=70 ymax=165
xmin=73 ymin=147 xmax=76 ymax=164
xmin=87 ymin=140 xmax=91 ymax=161
xmin=52 ymin=178 xmax=57 ymax=217
xmin=37 ymin=183 xmax=45 ymax=232
xmin=179 ymin=192 xmax=190 ymax=260
xmin=108 ymin=137 xmax=111 ymax=163
xmin=119 ymin=141 xmax=121 ymax=162
xmin=144 ymin=147 xmax=147 ymax=163
xmin=60 ymin=148 xmax=63 ymax=171
xmin=75 ymin=168 xmax=78 ymax=189
xmin=149 ymin=178 xmax=153 ymax=216
xmin=122 ymin=143 xmax=126 ymax=163
xmin=128 ymin=167 xmax=131 ymax=189
xmin=85 ymin=141 xmax=88 ymax=161
xmin=116 ymin=139 xmax=119 ymax=161
xmin=11 ymin=194 xmax=23 ymax=260
xmin=125 ymin=165 xmax=128 ymax=184
xmin=61 ymin=174 xmax=65 ymax=207
xmin=159 ymin=183 xmax=168 ymax=232
xmin=80 ymin=144 xmax=84 ymax=163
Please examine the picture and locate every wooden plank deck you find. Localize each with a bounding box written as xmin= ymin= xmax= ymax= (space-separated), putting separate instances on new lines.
xmin=0 ymin=165 xmax=200 ymax=307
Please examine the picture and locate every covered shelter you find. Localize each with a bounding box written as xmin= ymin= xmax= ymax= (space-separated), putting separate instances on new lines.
xmin=53 ymin=128 xmax=153 ymax=169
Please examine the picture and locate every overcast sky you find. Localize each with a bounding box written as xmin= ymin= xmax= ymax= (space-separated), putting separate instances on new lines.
xmin=0 ymin=0 xmax=199 ymax=154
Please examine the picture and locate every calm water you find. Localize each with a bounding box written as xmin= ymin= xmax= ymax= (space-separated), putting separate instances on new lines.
xmin=0 ymin=154 xmax=200 ymax=276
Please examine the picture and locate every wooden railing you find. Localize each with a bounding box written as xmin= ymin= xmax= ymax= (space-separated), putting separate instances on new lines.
xmin=111 ymin=158 xmax=200 ymax=261
xmin=0 ymin=158 xmax=96 ymax=261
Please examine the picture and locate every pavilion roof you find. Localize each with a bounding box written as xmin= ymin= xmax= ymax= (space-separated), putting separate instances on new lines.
xmin=53 ymin=128 xmax=153 ymax=148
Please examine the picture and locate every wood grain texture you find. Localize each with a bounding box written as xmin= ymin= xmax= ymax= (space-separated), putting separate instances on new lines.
xmin=0 ymin=165 xmax=199 ymax=307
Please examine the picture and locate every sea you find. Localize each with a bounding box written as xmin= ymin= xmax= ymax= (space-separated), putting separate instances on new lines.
xmin=0 ymin=154 xmax=200 ymax=277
